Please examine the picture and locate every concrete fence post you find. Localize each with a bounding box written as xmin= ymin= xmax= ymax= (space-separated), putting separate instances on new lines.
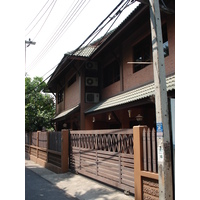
xmin=133 ymin=125 xmax=147 ymax=200
xmin=61 ymin=129 xmax=69 ymax=173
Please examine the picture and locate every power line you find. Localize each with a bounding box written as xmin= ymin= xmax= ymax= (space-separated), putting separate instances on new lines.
xmin=49 ymin=0 xmax=131 ymax=81
xmin=28 ymin=0 xmax=88 ymax=71
xmin=25 ymin=0 xmax=50 ymax=31
xmin=26 ymin=0 xmax=89 ymax=72
xmin=33 ymin=0 xmax=58 ymax=41
xmin=44 ymin=0 xmax=132 ymax=93
xmin=28 ymin=0 xmax=128 ymax=73
xmin=41 ymin=64 xmax=58 ymax=79
xmin=26 ymin=0 xmax=77 ymax=73
xmin=25 ymin=0 xmax=55 ymax=36
xmin=85 ymin=0 xmax=133 ymax=52
xmin=27 ymin=0 xmax=85 ymax=70
xmin=27 ymin=0 xmax=135 ymax=94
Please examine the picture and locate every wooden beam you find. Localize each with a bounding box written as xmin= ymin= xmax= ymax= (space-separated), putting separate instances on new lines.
xmin=127 ymin=61 xmax=152 ymax=64
xmin=140 ymin=170 xmax=159 ymax=180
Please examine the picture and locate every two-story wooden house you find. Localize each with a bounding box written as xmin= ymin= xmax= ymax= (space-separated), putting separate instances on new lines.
xmin=47 ymin=2 xmax=175 ymax=131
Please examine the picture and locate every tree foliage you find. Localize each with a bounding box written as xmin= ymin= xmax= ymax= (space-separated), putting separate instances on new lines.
xmin=25 ymin=77 xmax=55 ymax=132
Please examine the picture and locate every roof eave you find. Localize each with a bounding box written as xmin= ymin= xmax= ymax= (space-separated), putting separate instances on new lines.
xmin=90 ymin=4 xmax=148 ymax=59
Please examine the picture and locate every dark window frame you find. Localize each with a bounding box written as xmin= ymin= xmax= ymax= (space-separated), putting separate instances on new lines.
xmin=133 ymin=35 xmax=152 ymax=73
xmin=58 ymin=89 xmax=64 ymax=104
xmin=162 ymin=23 xmax=169 ymax=57
xmin=133 ymin=23 xmax=169 ymax=73
xmin=103 ymin=60 xmax=120 ymax=88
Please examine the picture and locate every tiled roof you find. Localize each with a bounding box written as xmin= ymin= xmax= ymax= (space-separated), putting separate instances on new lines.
xmin=53 ymin=104 xmax=80 ymax=121
xmin=66 ymin=45 xmax=98 ymax=58
xmin=85 ymin=75 xmax=175 ymax=114
xmin=48 ymin=3 xmax=144 ymax=87
xmin=66 ymin=3 xmax=144 ymax=58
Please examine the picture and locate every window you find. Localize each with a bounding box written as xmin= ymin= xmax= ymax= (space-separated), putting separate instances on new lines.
xmin=133 ymin=23 xmax=169 ymax=73
xmin=68 ymin=74 xmax=76 ymax=87
xmin=162 ymin=23 xmax=169 ymax=57
xmin=103 ymin=60 xmax=120 ymax=88
xmin=133 ymin=36 xmax=151 ymax=73
xmin=58 ymin=89 xmax=64 ymax=104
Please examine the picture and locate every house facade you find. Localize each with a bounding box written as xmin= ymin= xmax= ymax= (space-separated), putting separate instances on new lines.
xmin=47 ymin=2 xmax=175 ymax=131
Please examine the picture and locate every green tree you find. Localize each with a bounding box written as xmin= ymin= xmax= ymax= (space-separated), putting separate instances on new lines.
xmin=25 ymin=77 xmax=55 ymax=132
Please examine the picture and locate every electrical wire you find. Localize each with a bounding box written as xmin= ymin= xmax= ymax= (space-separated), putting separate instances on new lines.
xmin=25 ymin=0 xmax=50 ymax=31
xmin=26 ymin=0 xmax=89 ymax=72
xmin=50 ymin=0 xmax=131 ymax=81
xmin=27 ymin=0 xmax=136 ymax=94
xmin=41 ymin=64 xmax=58 ymax=79
xmin=28 ymin=0 xmax=89 ymax=71
xmin=90 ymin=0 xmax=131 ymax=49
xmin=25 ymin=0 xmax=55 ymax=36
xmin=27 ymin=0 xmax=85 ymax=70
xmin=33 ymin=0 xmax=58 ymax=41
xmin=48 ymin=1 xmax=129 ymax=93
xmin=84 ymin=0 xmax=133 ymax=51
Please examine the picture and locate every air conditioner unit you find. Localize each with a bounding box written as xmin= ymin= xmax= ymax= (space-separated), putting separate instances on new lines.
xmin=85 ymin=93 xmax=99 ymax=103
xmin=85 ymin=77 xmax=98 ymax=86
xmin=85 ymin=61 xmax=98 ymax=70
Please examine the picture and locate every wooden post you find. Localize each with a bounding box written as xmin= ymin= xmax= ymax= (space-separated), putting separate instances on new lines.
xmin=61 ymin=129 xmax=69 ymax=173
xmin=133 ymin=125 xmax=147 ymax=200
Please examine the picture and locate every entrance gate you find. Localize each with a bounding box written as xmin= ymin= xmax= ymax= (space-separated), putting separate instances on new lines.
xmin=69 ymin=129 xmax=134 ymax=193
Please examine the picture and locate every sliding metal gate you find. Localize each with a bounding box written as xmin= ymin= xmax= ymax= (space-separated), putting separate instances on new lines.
xmin=69 ymin=129 xmax=134 ymax=193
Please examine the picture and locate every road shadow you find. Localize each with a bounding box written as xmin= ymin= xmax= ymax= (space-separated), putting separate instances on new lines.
xmin=25 ymin=159 xmax=135 ymax=200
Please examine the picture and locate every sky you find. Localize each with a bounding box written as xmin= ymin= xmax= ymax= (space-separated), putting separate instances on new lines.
xmin=24 ymin=0 xmax=140 ymax=81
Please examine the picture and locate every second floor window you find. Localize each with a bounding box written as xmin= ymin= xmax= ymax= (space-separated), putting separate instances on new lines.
xmin=103 ymin=60 xmax=120 ymax=88
xmin=162 ymin=23 xmax=169 ymax=57
xmin=133 ymin=36 xmax=151 ymax=73
xmin=58 ymin=89 xmax=64 ymax=104
xmin=133 ymin=23 xmax=169 ymax=73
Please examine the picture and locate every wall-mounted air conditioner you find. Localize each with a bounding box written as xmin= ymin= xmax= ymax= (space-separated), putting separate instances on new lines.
xmin=85 ymin=61 xmax=98 ymax=70
xmin=85 ymin=77 xmax=98 ymax=86
xmin=85 ymin=93 xmax=99 ymax=103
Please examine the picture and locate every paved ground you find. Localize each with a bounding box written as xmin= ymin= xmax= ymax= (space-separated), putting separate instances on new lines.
xmin=25 ymin=168 xmax=78 ymax=200
xmin=25 ymin=159 xmax=135 ymax=200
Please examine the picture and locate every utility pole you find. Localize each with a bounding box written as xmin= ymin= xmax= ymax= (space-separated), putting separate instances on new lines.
xmin=25 ymin=38 xmax=36 ymax=74
xmin=149 ymin=0 xmax=173 ymax=199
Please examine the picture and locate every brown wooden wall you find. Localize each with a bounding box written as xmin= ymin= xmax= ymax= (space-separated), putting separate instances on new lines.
xmin=69 ymin=129 xmax=135 ymax=193
xmin=133 ymin=126 xmax=159 ymax=200
xmin=25 ymin=130 xmax=69 ymax=173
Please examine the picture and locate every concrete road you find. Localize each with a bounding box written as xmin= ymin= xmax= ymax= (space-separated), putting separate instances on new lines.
xmin=25 ymin=167 xmax=78 ymax=200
